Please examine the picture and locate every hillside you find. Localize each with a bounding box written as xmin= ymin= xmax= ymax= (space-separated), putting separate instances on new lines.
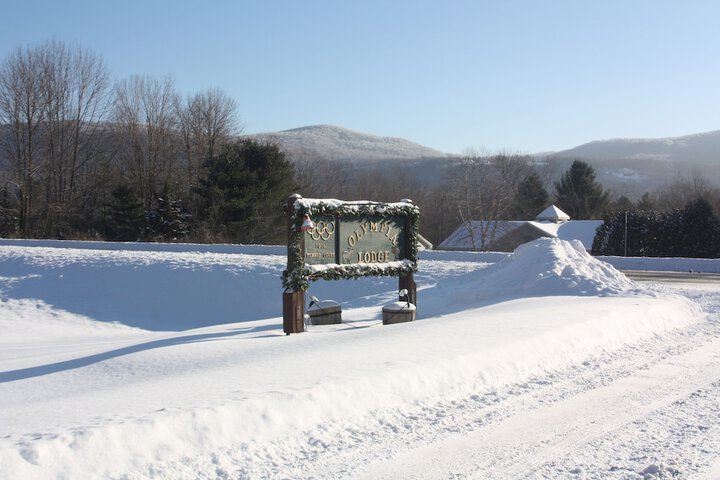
xmin=246 ymin=124 xmax=720 ymax=196
xmin=537 ymin=130 xmax=720 ymax=195
xmin=550 ymin=130 xmax=720 ymax=165
xmin=249 ymin=124 xmax=447 ymax=162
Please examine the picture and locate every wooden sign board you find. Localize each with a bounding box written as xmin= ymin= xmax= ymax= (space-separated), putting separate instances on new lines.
xmin=282 ymin=195 xmax=419 ymax=334
xmin=304 ymin=215 xmax=406 ymax=266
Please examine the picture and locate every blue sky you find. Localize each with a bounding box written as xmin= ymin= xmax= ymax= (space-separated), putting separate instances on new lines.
xmin=2 ymin=0 xmax=719 ymax=154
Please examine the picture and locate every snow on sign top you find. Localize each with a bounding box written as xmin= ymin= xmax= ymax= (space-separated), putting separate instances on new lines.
xmin=294 ymin=197 xmax=418 ymax=213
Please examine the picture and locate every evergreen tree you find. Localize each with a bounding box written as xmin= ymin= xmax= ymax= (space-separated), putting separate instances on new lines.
xmin=609 ymin=195 xmax=634 ymax=212
xmin=104 ymin=185 xmax=144 ymax=241
xmin=509 ymin=172 xmax=549 ymax=219
xmin=656 ymin=209 xmax=681 ymax=257
xmin=0 ymin=188 xmax=19 ymax=237
xmin=197 ymin=139 xmax=296 ymax=244
xmin=592 ymin=210 xmax=661 ymax=257
xmin=554 ymin=160 xmax=609 ymax=219
xmin=677 ymin=198 xmax=720 ymax=258
xmin=592 ymin=198 xmax=720 ymax=258
xmin=145 ymin=193 xmax=191 ymax=242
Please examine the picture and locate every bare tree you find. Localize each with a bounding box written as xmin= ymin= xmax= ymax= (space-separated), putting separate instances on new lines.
xmin=113 ymin=74 xmax=180 ymax=209
xmin=293 ymin=156 xmax=352 ymax=199
xmin=448 ymin=152 xmax=532 ymax=250
xmin=176 ymin=87 xmax=239 ymax=197
xmin=655 ymin=172 xmax=720 ymax=213
xmin=36 ymin=40 xmax=111 ymax=233
xmin=0 ymin=46 xmax=45 ymax=235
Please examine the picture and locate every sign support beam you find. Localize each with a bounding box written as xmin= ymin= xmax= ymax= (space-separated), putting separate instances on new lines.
xmin=283 ymin=194 xmax=305 ymax=334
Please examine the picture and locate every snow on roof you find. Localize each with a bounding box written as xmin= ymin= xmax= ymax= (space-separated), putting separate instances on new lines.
xmin=438 ymin=206 xmax=600 ymax=252
xmin=439 ymin=219 xmax=602 ymax=252
xmin=437 ymin=221 xmax=526 ymax=250
xmin=556 ymin=220 xmax=603 ymax=249
xmin=535 ymin=205 xmax=570 ymax=222
xmin=528 ymin=220 xmax=602 ymax=250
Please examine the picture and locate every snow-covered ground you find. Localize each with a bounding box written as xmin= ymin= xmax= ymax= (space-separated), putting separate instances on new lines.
xmin=0 ymin=238 xmax=718 ymax=479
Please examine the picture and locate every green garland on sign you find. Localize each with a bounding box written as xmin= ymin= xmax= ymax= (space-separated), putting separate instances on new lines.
xmin=282 ymin=199 xmax=420 ymax=291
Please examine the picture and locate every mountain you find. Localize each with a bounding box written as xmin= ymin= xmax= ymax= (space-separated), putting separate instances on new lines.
xmin=249 ymin=124 xmax=447 ymax=163
xmin=540 ymin=130 xmax=720 ymax=195
xmin=245 ymin=124 xmax=720 ymax=196
xmin=549 ymin=130 xmax=720 ymax=165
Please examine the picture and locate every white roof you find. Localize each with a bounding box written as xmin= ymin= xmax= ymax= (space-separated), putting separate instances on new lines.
xmin=439 ymin=219 xmax=602 ymax=251
xmin=535 ymin=205 xmax=570 ymax=222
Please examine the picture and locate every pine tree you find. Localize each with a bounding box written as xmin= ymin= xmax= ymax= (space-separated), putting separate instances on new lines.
xmin=510 ymin=172 xmax=549 ymax=219
xmin=554 ymin=160 xmax=609 ymax=219
xmin=678 ymin=198 xmax=720 ymax=258
xmin=105 ymin=185 xmax=144 ymax=241
xmin=145 ymin=194 xmax=191 ymax=242
xmin=592 ymin=210 xmax=662 ymax=257
xmin=609 ymin=195 xmax=634 ymax=212
xmin=197 ymin=139 xmax=296 ymax=243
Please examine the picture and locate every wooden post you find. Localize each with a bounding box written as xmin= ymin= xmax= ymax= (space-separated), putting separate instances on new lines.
xmin=283 ymin=290 xmax=305 ymax=334
xmin=399 ymin=206 xmax=417 ymax=308
xmin=399 ymin=272 xmax=416 ymax=307
xmin=283 ymin=194 xmax=305 ymax=334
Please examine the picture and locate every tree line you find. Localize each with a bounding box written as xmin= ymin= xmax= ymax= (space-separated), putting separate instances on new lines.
xmin=424 ymin=155 xmax=719 ymax=256
xmin=592 ymin=199 xmax=720 ymax=258
xmin=0 ymin=40 xmax=298 ymax=244
xmin=1 ymin=40 xmax=719 ymax=257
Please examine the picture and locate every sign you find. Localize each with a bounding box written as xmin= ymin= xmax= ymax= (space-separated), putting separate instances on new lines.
xmin=304 ymin=215 xmax=406 ymax=266
xmin=304 ymin=215 xmax=337 ymax=265
xmin=282 ymin=195 xmax=420 ymax=334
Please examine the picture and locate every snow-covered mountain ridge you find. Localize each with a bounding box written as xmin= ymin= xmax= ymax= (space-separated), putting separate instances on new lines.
xmin=248 ymin=124 xmax=447 ymax=162
xmin=548 ymin=129 xmax=720 ymax=165
xmin=245 ymin=124 xmax=720 ymax=195
xmin=249 ymin=124 xmax=720 ymax=166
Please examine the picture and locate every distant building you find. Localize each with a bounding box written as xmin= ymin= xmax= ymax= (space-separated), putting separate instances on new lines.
xmin=438 ymin=205 xmax=602 ymax=252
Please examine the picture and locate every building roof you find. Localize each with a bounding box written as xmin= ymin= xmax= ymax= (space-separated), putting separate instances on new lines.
xmin=535 ymin=205 xmax=570 ymax=223
xmin=438 ymin=205 xmax=602 ymax=252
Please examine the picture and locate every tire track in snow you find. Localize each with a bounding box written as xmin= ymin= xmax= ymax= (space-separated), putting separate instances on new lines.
xmin=353 ymin=334 xmax=720 ymax=479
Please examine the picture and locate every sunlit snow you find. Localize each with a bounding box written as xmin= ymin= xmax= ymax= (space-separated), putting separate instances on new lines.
xmin=0 ymin=237 xmax=716 ymax=479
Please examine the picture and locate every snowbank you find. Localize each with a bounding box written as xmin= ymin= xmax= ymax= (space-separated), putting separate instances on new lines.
xmin=0 ymin=245 xmax=287 ymax=330
xmin=422 ymin=238 xmax=641 ymax=317
xmin=600 ymin=254 xmax=720 ymax=273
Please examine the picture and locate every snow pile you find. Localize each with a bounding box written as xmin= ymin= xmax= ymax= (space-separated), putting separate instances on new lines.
xmin=428 ymin=238 xmax=640 ymax=315
xmin=485 ymin=237 xmax=637 ymax=296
